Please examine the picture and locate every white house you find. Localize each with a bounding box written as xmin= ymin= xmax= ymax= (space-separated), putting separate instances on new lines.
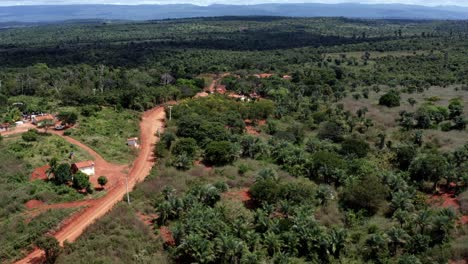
xmin=72 ymin=161 xmax=95 ymax=176
xmin=127 ymin=137 xmax=139 ymax=148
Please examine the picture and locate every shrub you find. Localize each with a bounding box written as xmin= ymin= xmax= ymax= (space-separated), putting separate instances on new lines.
xmin=309 ymin=151 xmax=346 ymax=184
xmin=341 ymin=138 xmax=370 ymax=158
xmin=53 ymin=163 xmax=72 ymax=185
xmin=97 ymin=176 xmax=108 ymax=188
xmin=81 ymin=105 xmax=101 ymax=117
xmin=57 ymin=111 xmax=78 ymax=126
xmin=318 ymin=121 xmax=345 ymax=142
xmin=409 ymin=153 xmax=449 ymax=188
xmin=379 ymin=90 xmax=400 ymax=107
xmin=22 ymin=129 xmax=39 ymax=142
xmin=204 ymin=141 xmax=239 ymax=166
xmin=172 ymin=137 xmax=198 ymax=159
xmin=342 ymin=174 xmax=388 ymax=215
xmin=440 ymin=121 xmax=452 ymax=132
xmin=72 ymin=171 xmax=91 ymax=191
xmin=36 ymin=235 xmax=60 ymax=264
xmin=394 ymin=145 xmax=417 ymax=170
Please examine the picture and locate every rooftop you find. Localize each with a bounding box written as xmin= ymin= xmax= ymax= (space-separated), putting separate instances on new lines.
xmin=73 ymin=161 xmax=95 ymax=169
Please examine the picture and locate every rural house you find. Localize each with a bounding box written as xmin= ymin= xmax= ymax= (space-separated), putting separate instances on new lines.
xmin=72 ymin=161 xmax=95 ymax=176
xmin=127 ymin=137 xmax=139 ymax=147
xmin=32 ymin=114 xmax=55 ymax=127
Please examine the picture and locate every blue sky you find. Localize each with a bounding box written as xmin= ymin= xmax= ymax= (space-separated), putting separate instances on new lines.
xmin=0 ymin=0 xmax=467 ymax=6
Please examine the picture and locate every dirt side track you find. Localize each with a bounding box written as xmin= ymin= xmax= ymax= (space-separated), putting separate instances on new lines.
xmin=13 ymin=106 xmax=166 ymax=264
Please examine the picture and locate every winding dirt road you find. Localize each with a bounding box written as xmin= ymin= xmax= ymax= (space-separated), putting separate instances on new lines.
xmin=10 ymin=106 xmax=166 ymax=264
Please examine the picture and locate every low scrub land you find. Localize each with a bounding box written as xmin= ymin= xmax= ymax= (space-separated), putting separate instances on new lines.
xmin=67 ymin=107 xmax=140 ymax=164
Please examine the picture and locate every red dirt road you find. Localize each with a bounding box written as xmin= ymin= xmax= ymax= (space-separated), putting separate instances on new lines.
xmin=16 ymin=106 xmax=166 ymax=264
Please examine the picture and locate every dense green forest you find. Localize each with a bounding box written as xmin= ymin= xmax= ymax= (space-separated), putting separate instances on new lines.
xmin=0 ymin=17 xmax=467 ymax=264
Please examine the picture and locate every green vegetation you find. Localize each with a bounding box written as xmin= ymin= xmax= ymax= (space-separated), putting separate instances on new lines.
xmin=4 ymin=132 xmax=92 ymax=169
xmin=0 ymin=16 xmax=467 ymax=263
xmin=67 ymin=107 xmax=140 ymax=164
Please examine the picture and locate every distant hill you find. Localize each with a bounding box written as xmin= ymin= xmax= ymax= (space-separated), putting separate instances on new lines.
xmin=0 ymin=3 xmax=467 ymax=23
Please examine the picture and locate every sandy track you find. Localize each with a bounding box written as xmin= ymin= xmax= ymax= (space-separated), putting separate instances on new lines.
xmin=15 ymin=106 xmax=166 ymax=264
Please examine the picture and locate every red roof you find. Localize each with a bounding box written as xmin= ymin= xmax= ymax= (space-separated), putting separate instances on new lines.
xmin=73 ymin=161 xmax=95 ymax=169
xmin=34 ymin=114 xmax=54 ymax=122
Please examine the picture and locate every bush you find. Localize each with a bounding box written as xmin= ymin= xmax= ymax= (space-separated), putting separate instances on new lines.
xmin=440 ymin=121 xmax=452 ymax=131
xmin=36 ymin=235 xmax=61 ymax=264
xmin=318 ymin=121 xmax=345 ymax=142
xmin=72 ymin=171 xmax=91 ymax=191
xmin=97 ymin=176 xmax=108 ymax=188
xmin=53 ymin=163 xmax=72 ymax=185
xmin=342 ymin=174 xmax=388 ymax=215
xmin=22 ymin=129 xmax=39 ymax=142
xmin=81 ymin=105 xmax=101 ymax=117
xmin=379 ymin=90 xmax=400 ymax=107
xmin=394 ymin=145 xmax=417 ymax=170
xmin=409 ymin=153 xmax=449 ymax=188
xmin=172 ymin=137 xmax=198 ymax=159
xmin=341 ymin=137 xmax=370 ymax=158
xmin=204 ymin=141 xmax=239 ymax=166
xmin=309 ymin=151 xmax=346 ymax=184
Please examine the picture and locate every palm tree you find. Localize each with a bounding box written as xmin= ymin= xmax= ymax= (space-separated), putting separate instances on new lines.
xmin=263 ymin=231 xmax=283 ymax=256
xmin=387 ymin=227 xmax=410 ymax=256
xmin=46 ymin=157 xmax=58 ymax=180
xmin=214 ymin=234 xmax=245 ymax=264
xmin=329 ymin=228 xmax=347 ymax=258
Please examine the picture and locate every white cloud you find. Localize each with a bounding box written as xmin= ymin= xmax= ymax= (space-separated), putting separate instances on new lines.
xmin=0 ymin=0 xmax=467 ymax=6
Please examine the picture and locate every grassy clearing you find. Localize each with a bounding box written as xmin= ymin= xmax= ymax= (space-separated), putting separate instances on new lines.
xmin=4 ymin=134 xmax=92 ymax=170
xmin=0 ymin=208 xmax=77 ymax=264
xmin=68 ymin=107 xmax=140 ymax=164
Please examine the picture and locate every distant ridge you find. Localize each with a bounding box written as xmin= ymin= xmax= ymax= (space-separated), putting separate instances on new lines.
xmin=0 ymin=3 xmax=468 ymax=23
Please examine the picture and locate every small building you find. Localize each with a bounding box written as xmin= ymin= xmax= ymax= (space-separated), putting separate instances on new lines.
xmin=32 ymin=114 xmax=55 ymax=127
xmin=216 ymin=85 xmax=227 ymax=94
xmin=282 ymin=75 xmax=292 ymax=80
xmin=0 ymin=123 xmax=10 ymax=132
xmin=127 ymin=137 xmax=139 ymax=147
xmin=72 ymin=161 xmax=95 ymax=176
xmin=254 ymin=73 xmax=273 ymax=79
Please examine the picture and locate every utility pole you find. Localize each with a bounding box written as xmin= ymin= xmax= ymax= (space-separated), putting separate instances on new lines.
xmin=125 ymin=174 xmax=131 ymax=204
xmin=168 ymin=105 xmax=173 ymax=121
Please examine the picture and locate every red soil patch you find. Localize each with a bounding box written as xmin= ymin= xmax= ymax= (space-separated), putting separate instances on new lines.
xmin=160 ymin=226 xmax=176 ymax=246
xmin=244 ymin=119 xmax=266 ymax=136
xmin=30 ymin=165 xmax=50 ymax=181
xmin=246 ymin=126 xmax=260 ymax=136
xmin=430 ymin=193 xmax=460 ymax=209
xmin=429 ymin=190 xmax=468 ymax=226
xmin=137 ymin=212 xmax=158 ymax=227
xmin=223 ymin=188 xmax=251 ymax=202
xmin=25 ymin=200 xmax=45 ymax=209
xmin=460 ymin=216 xmax=468 ymax=225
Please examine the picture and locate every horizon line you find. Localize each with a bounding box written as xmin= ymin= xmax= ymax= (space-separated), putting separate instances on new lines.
xmin=1 ymin=2 xmax=467 ymax=8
